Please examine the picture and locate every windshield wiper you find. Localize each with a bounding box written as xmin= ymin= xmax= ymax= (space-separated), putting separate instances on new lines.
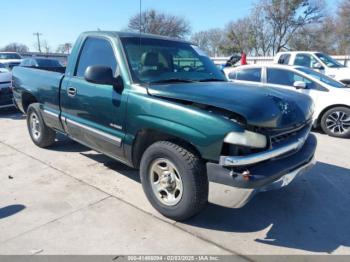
xmin=198 ymin=78 xmax=226 ymax=82
xmin=149 ymin=78 xmax=197 ymax=84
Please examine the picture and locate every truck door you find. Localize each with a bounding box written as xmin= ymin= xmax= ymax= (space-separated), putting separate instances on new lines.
xmin=60 ymin=36 xmax=127 ymax=160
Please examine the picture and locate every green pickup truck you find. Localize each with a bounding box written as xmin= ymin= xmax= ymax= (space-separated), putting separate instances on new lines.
xmin=12 ymin=31 xmax=317 ymax=220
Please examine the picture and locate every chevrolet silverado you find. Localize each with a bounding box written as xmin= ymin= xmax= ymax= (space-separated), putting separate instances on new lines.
xmin=12 ymin=31 xmax=317 ymax=220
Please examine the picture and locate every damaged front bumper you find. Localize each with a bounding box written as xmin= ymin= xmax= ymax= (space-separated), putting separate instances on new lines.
xmin=207 ymin=133 xmax=317 ymax=208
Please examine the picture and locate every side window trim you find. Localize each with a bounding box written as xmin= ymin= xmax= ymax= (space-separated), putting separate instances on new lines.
xmin=73 ymin=36 xmax=118 ymax=78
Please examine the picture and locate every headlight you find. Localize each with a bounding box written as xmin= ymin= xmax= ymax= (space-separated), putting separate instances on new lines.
xmin=224 ymin=130 xmax=267 ymax=149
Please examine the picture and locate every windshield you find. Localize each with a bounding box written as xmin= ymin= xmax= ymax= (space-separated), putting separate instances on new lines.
xmin=0 ymin=63 xmax=5 ymax=68
xmin=296 ymin=67 xmax=346 ymax=88
xmin=315 ymin=53 xmax=345 ymax=68
xmin=120 ymin=37 xmax=226 ymax=84
xmin=0 ymin=53 xmax=21 ymax=60
xmin=36 ymin=59 xmax=62 ymax=67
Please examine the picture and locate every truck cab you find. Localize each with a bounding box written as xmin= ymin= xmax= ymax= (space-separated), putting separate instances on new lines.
xmin=274 ymin=51 xmax=350 ymax=85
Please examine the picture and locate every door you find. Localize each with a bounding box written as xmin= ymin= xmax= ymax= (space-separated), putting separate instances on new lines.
xmin=60 ymin=36 xmax=127 ymax=159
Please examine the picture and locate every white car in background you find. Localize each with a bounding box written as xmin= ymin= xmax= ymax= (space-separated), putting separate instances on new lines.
xmin=0 ymin=52 xmax=22 ymax=70
xmin=274 ymin=51 xmax=350 ymax=85
xmin=224 ymin=64 xmax=350 ymax=138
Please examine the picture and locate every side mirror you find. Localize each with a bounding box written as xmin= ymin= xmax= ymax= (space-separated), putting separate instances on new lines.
xmin=312 ymin=62 xmax=324 ymax=70
xmin=85 ymin=65 xmax=115 ymax=85
xmin=293 ymin=81 xmax=307 ymax=89
xmin=84 ymin=65 xmax=123 ymax=91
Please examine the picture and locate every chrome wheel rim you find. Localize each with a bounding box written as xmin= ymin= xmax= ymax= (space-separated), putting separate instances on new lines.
xmin=149 ymin=158 xmax=183 ymax=206
xmin=326 ymin=111 xmax=350 ymax=135
xmin=30 ymin=112 xmax=41 ymax=140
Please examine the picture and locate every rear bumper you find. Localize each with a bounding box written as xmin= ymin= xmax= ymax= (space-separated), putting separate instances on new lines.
xmin=207 ymin=133 xmax=317 ymax=207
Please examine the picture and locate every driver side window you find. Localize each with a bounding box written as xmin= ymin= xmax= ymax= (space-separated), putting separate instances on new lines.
xmin=75 ymin=37 xmax=117 ymax=78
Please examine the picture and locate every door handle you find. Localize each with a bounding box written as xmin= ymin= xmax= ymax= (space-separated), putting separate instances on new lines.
xmin=67 ymin=87 xmax=77 ymax=97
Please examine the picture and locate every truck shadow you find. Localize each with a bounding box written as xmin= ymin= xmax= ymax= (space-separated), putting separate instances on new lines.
xmin=45 ymin=134 xmax=90 ymax=153
xmin=0 ymin=204 xmax=26 ymax=219
xmin=80 ymin=152 xmax=140 ymax=183
xmin=185 ymin=161 xmax=350 ymax=253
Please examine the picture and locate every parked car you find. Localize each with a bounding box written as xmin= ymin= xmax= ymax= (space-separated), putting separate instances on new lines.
xmin=0 ymin=52 xmax=22 ymax=70
xmin=0 ymin=63 xmax=14 ymax=109
xmin=224 ymin=64 xmax=350 ymax=138
xmin=19 ymin=57 xmax=65 ymax=73
xmin=274 ymin=51 xmax=350 ymax=85
xmin=12 ymin=31 xmax=316 ymax=220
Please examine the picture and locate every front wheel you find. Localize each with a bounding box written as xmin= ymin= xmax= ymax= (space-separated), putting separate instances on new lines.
xmin=27 ymin=103 xmax=56 ymax=147
xmin=320 ymin=106 xmax=350 ymax=138
xmin=140 ymin=141 xmax=208 ymax=221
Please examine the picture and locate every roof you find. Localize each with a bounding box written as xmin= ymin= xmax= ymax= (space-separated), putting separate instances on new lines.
xmin=82 ymin=31 xmax=191 ymax=44
xmin=276 ymin=51 xmax=319 ymax=55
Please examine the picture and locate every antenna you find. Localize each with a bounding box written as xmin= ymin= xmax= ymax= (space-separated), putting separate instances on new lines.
xmin=139 ymin=0 xmax=142 ymax=35
xmin=33 ymin=32 xmax=42 ymax=53
xmin=139 ymin=0 xmax=142 ymax=48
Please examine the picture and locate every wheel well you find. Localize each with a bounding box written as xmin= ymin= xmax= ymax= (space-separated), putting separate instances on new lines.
xmin=317 ymin=104 xmax=350 ymax=127
xmin=22 ymin=93 xmax=38 ymax=113
xmin=132 ymin=129 xmax=202 ymax=168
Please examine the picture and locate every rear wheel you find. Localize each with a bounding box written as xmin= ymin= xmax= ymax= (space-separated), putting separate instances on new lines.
xmin=320 ymin=106 xmax=350 ymax=138
xmin=140 ymin=141 xmax=208 ymax=221
xmin=27 ymin=104 xmax=56 ymax=147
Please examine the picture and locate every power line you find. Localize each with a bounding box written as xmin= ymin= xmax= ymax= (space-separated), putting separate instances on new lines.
xmin=33 ymin=32 xmax=42 ymax=53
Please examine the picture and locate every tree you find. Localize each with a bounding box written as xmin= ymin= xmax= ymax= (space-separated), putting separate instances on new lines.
xmin=128 ymin=9 xmax=190 ymax=38
xmin=289 ymin=17 xmax=337 ymax=53
xmin=56 ymin=43 xmax=72 ymax=54
xmin=220 ymin=18 xmax=255 ymax=55
xmin=336 ymin=0 xmax=350 ymax=54
xmin=191 ymin=28 xmax=226 ymax=57
xmin=41 ymin=40 xmax=51 ymax=53
xmin=259 ymin=0 xmax=325 ymax=55
xmin=0 ymin=43 xmax=29 ymax=53
xmin=248 ymin=7 xmax=274 ymax=56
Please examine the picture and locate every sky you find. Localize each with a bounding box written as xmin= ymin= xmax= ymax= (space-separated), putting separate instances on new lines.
xmin=2 ymin=0 xmax=341 ymax=51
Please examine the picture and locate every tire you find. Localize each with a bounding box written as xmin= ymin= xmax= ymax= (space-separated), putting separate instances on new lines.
xmin=140 ymin=141 xmax=208 ymax=221
xmin=320 ymin=106 xmax=350 ymax=138
xmin=27 ymin=103 xmax=56 ymax=147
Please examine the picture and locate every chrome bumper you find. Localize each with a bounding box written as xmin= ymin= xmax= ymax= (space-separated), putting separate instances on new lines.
xmin=219 ymin=124 xmax=311 ymax=167
xmin=207 ymin=133 xmax=317 ymax=208
xmin=209 ymin=156 xmax=316 ymax=208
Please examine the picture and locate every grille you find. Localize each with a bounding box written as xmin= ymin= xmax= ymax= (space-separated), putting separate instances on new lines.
xmin=270 ymin=123 xmax=310 ymax=148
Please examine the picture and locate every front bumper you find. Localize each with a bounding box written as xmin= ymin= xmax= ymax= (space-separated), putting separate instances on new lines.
xmin=207 ymin=133 xmax=317 ymax=208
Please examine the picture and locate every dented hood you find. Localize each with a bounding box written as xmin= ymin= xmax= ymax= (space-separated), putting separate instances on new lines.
xmin=147 ymin=82 xmax=314 ymax=129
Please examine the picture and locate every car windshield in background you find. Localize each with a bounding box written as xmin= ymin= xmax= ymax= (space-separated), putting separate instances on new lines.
xmin=296 ymin=67 xmax=346 ymax=88
xmin=0 ymin=63 xmax=5 ymax=68
xmin=36 ymin=59 xmax=62 ymax=67
xmin=120 ymin=37 xmax=226 ymax=84
xmin=315 ymin=53 xmax=345 ymax=68
xmin=0 ymin=53 xmax=21 ymax=59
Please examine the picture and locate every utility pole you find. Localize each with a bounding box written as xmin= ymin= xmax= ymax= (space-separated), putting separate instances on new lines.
xmin=33 ymin=32 xmax=42 ymax=53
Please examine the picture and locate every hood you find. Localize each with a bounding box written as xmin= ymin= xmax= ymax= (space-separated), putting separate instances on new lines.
xmin=327 ymin=67 xmax=350 ymax=80
xmin=147 ymin=82 xmax=314 ymax=130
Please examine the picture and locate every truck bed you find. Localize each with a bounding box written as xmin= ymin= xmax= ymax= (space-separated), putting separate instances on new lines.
xmin=12 ymin=66 xmax=65 ymax=114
